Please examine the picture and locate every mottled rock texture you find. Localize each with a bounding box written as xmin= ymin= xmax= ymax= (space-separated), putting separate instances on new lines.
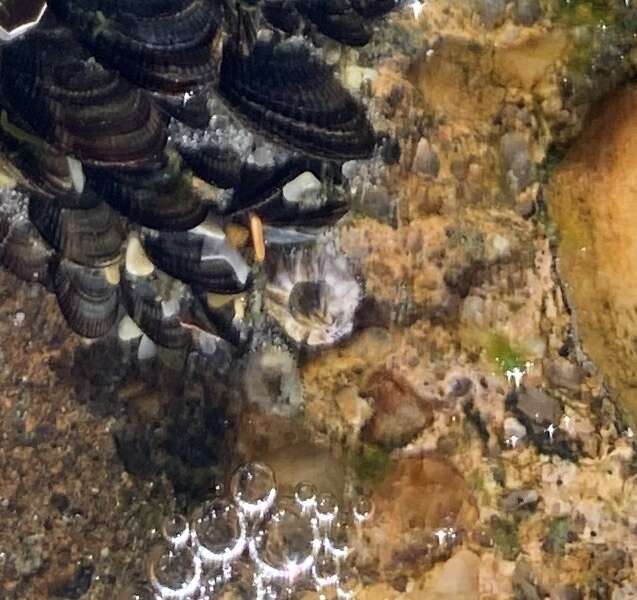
xmin=549 ymin=86 xmax=637 ymax=427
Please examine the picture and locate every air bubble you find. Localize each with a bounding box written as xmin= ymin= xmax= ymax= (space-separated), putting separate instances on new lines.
xmin=251 ymin=497 xmax=318 ymax=584
xmin=337 ymin=570 xmax=362 ymax=599
xmin=315 ymin=492 xmax=339 ymax=532
xmin=294 ymin=482 xmax=317 ymax=515
xmin=325 ymin=513 xmax=351 ymax=561
xmin=131 ymin=584 xmax=156 ymax=600
xmin=193 ymin=499 xmax=246 ymax=565
xmin=161 ymin=514 xmax=189 ymax=549
xmin=143 ymin=463 xmax=369 ymax=597
xmin=231 ymin=462 xmax=277 ymax=519
xmin=312 ymin=546 xmax=339 ymax=588
xmin=352 ymin=496 xmax=374 ymax=525
xmin=148 ymin=545 xmax=201 ymax=599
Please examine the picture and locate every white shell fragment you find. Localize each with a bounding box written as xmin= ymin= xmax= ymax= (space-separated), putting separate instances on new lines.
xmin=0 ymin=1 xmax=47 ymax=43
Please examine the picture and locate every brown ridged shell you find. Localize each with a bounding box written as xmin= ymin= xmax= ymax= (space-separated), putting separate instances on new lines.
xmin=1 ymin=24 xmax=167 ymax=169
xmin=53 ymin=259 xmax=120 ymax=338
xmin=218 ymin=33 xmax=376 ymax=160
xmin=28 ymin=197 xmax=125 ymax=267
xmin=49 ymin=0 xmax=222 ymax=94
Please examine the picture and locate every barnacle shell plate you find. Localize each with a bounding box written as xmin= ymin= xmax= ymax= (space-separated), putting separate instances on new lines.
xmin=265 ymin=242 xmax=361 ymax=348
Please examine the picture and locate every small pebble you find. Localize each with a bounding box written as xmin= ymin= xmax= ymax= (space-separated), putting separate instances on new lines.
xmin=500 ymin=132 xmax=533 ymax=192
xmin=546 ymin=358 xmax=583 ymax=391
xmin=517 ymin=388 xmax=562 ymax=426
xmin=473 ymin=0 xmax=506 ymax=28
xmin=412 ymin=137 xmax=440 ymax=177
xmin=504 ymin=416 xmax=527 ymax=442
xmin=515 ymin=0 xmax=542 ymax=26
xmin=502 ymin=489 xmax=539 ymax=511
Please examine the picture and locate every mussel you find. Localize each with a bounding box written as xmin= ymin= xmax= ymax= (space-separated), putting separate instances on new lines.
xmin=48 ymin=0 xmax=222 ymax=94
xmin=141 ymin=218 xmax=251 ymax=293
xmin=0 ymin=188 xmax=53 ymax=283
xmin=296 ymin=0 xmax=374 ymax=46
xmin=171 ymin=111 xmax=346 ymax=223
xmin=218 ymin=31 xmax=377 ymax=160
xmin=0 ymin=0 xmax=398 ymax=360
xmin=259 ymin=0 xmax=397 ymax=46
xmin=1 ymin=23 xmax=167 ymax=169
xmin=87 ymin=152 xmax=209 ymax=231
xmin=120 ymin=234 xmax=192 ymax=349
xmin=53 ymin=259 xmax=120 ymax=338
xmin=28 ymin=197 xmax=125 ymax=267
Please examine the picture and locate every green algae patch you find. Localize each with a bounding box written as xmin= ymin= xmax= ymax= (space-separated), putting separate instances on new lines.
xmin=351 ymin=443 xmax=391 ymax=485
xmin=486 ymin=332 xmax=529 ymax=374
xmin=543 ymin=516 xmax=578 ymax=555
xmin=489 ymin=515 xmax=521 ymax=560
xmin=459 ymin=328 xmax=533 ymax=377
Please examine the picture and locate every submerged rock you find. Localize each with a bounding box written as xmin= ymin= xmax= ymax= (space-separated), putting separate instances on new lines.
xmin=361 ymin=368 xmax=433 ymax=447
xmin=366 ymin=456 xmax=478 ymax=576
xmin=548 ymin=86 xmax=637 ymax=427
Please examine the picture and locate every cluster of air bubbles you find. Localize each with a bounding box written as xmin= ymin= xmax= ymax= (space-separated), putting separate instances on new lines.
xmin=0 ymin=188 xmax=29 ymax=254
xmin=142 ymin=462 xmax=374 ymax=599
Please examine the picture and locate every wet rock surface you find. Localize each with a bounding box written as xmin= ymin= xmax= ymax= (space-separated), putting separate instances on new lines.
xmin=548 ymin=85 xmax=637 ymax=429
xmin=3 ymin=1 xmax=637 ymax=598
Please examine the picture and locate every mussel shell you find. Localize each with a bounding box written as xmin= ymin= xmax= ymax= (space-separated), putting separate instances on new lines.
xmin=261 ymin=0 xmax=304 ymax=34
xmin=296 ymin=0 xmax=372 ymax=46
xmin=0 ymin=0 xmax=47 ymax=42
xmin=0 ymin=216 xmax=53 ymax=284
xmin=218 ymin=33 xmax=376 ymax=160
xmin=140 ymin=219 xmax=251 ymax=293
xmin=120 ymin=235 xmax=192 ymax=348
xmin=1 ymin=24 xmax=168 ymax=169
xmin=49 ymin=0 xmax=222 ymax=93
xmin=87 ymin=153 xmax=208 ymax=231
xmin=193 ymin=291 xmax=250 ymax=348
xmin=0 ymin=133 xmax=101 ymax=207
xmin=28 ymin=197 xmax=126 ymax=267
xmin=170 ymin=119 xmax=247 ymax=190
xmin=231 ymin=168 xmax=348 ymax=225
xmin=152 ymin=89 xmax=212 ymax=129
xmin=53 ymin=259 xmax=120 ymax=338
xmin=350 ymin=0 xmax=397 ymax=18
xmin=172 ymin=104 xmax=348 ymax=223
xmin=120 ymin=273 xmax=192 ymax=349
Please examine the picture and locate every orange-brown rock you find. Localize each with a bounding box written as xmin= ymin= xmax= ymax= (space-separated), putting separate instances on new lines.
xmin=361 ymin=369 xmax=433 ymax=447
xmin=364 ymin=456 xmax=478 ymax=577
xmin=548 ymin=86 xmax=637 ymax=427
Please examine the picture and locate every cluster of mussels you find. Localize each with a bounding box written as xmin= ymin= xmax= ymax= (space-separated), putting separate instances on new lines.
xmin=0 ymin=0 xmax=397 ymax=364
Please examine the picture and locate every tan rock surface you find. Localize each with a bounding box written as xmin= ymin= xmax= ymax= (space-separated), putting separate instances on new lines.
xmin=548 ymin=86 xmax=637 ymax=426
xmin=365 ymin=456 xmax=478 ymax=576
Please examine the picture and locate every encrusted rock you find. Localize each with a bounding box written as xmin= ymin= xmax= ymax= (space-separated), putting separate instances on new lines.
xmin=366 ymin=457 xmax=478 ymax=576
xmin=361 ymin=368 xmax=433 ymax=447
xmin=516 ymin=388 xmax=562 ymax=427
xmin=545 ymin=357 xmax=584 ymax=392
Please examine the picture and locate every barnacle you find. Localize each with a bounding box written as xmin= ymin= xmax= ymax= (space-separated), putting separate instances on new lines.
xmin=265 ymin=240 xmax=362 ymax=348
xmin=0 ymin=0 xmax=396 ymax=350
